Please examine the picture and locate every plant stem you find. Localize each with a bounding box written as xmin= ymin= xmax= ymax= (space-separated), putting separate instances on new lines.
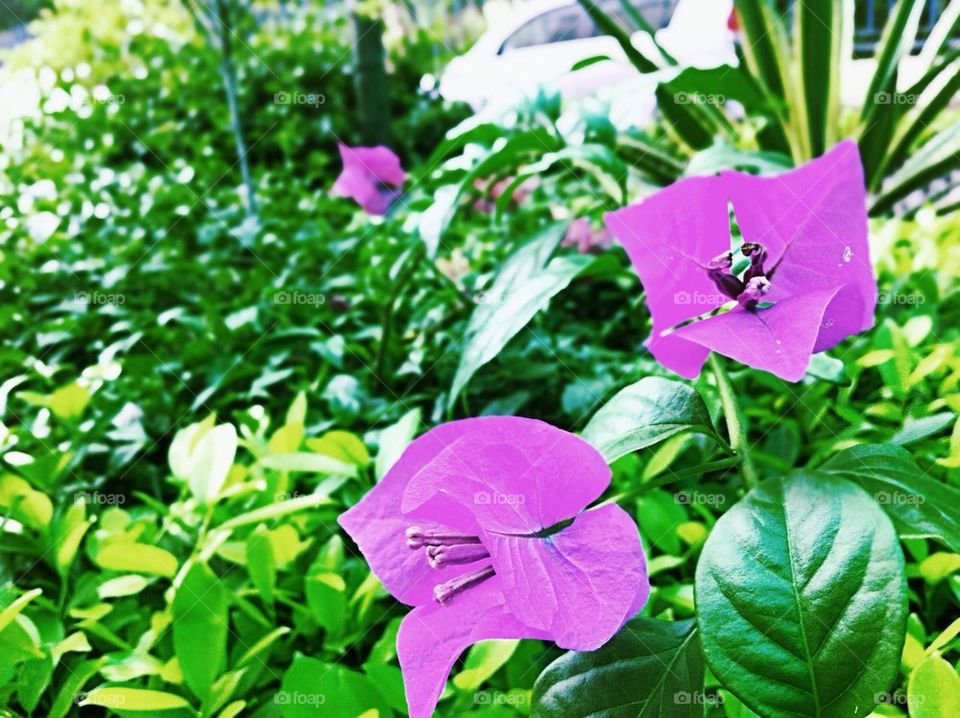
xmin=709 ymin=354 xmax=759 ymax=489
xmin=213 ymin=0 xmax=258 ymax=218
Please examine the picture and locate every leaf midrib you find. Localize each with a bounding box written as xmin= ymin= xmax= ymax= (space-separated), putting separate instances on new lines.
xmin=782 ymin=495 xmax=822 ymax=717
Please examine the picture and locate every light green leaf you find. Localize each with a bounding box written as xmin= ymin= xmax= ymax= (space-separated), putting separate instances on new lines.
xmin=260 ymin=452 xmax=356 ymax=476
xmin=246 ymin=526 xmax=276 ymax=605
xmin=79 ymin=686 xmax=190 ymax=711
xmin=453 ymin=640 xmax=519 ymax=691
xmin=0 ymin=588 xmax=42 ymax=633
xmin=907 ymin=653 xmax=960 ymax=718
xmin=219 ymin=492 xmax=333 ymax=531
xmin=306 ymin=430 xmax=370 ymax=467
xmin=94 ymin=544 xmax=178 ymax=578
xmin=97 ymin=575 xmax=150 ymax=599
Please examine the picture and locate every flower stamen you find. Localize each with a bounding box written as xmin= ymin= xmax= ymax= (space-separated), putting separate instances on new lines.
xmin=406 ymin=526 xmax=483 ymax=550
xmin=433 ymin=565 xmax=496 ymax=605
xmin=426 ymin=543 xmax=490 ymax=569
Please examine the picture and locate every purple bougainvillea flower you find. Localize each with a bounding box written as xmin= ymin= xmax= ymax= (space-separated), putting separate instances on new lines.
xmin=338 ymin=416 xmax=648 ymax=718
xmin=331 ymin=143 xmax=406 ymax=215
xmin=605 ymin=141 xmax=876 ymax=381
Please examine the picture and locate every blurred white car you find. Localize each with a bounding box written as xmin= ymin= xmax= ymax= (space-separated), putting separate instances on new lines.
xmin=439 ymin=0 xmax=737 ymax=110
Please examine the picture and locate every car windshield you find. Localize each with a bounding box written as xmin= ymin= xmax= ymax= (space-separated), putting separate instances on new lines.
xmin=500 ymin=0 xmax=678 ymax=52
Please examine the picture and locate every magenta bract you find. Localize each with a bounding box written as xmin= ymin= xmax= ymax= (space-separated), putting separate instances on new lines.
xmin=331 ymin=143 xmax=406 ymax=215
xmin=605 ymin=141 xmax=877 ymax=381
xmin=338 ymin=416 xmax=649 ymax=718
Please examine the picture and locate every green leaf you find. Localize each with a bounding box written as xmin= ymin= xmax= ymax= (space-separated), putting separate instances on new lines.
xmin=907 ymin=653 xmax=960 ymax=718
xmin=94 ymin=543 xmax=178 ymax=578
xmin=636 ymin=489 xmax=688 ymax=556
xmin=577 ymin=0 xmax=658 ymax=73
xmin=219 ymin=492 xmax=334 ymax=531
xmin=97 ymin=575 xmax=150 ymax=599
xmin=918 ymin=553 xmax=960 ymax=584
xmin=871 ymin=122 xmax=960 ymax=214
xmin=0 ymin=588 xmax=41 ymax=633
xmin=820 ymin=444 xmax=960 ymax=551
xmin=48 ymin=657 xmax=107 ymax=718
xmin=795 ymin=0 xmax=846 ymax=156
xmin=279 ymin=653 xmax=390 ymax=718
xmin=890 ymin=413 xmax=955 ymax=446
xmin=305 ymin=431 xmax=370 ymax=466
xmin=168 ymin=418 xmax=237 ymax=504
xmin=49 ymin=382 xmax=91 ymax=420
xmin=695 ymin=471 xmax=907 ymax=717
xmin=0 ymin=474 xmax=53 ymax=529
xmin=581 ymin=377 xmax=718 ymax=463
xmin=246 ymin=526 xmax=276 ymax=605
xmin=260 ymin=452 xmax=356 ymax=476
xmin=532 ymin=616 xmax=704 ymax=717
xmin=304 ymin=568 xmax=346 ymax=636
xmin=453 ymin=640 xmax=519 ymax=691
xmin=450 ymin=223 xmax=591 ymax=406
xmin=79 ymin=686 xmax=190 ymax=711
xmin=172 ymin=563 xmax=229 ymax=703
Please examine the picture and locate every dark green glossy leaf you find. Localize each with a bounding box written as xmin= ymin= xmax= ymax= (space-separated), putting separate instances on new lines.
xmin=820 ymin=444 xmax=960 ymax=551
xmin=532 ymin=616 xmax=704 ymax=717
xmin=696 ymin=472 xmax=907 ymax=718
xmin=581 ymin=377 xmax=719 ymax=463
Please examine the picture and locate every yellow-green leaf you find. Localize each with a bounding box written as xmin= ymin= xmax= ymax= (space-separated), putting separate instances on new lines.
xmin=94 ymin=544 xmax=178 ymax=578
xmin=79 ymin=687 xmax=190 ymax=711
xmin=908 ymin=653 xmax=960 ymax=718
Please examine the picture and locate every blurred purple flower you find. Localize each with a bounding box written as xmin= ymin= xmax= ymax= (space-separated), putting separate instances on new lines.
xmin=331 ymin=144 xmax=406 ymax=215
xmin=562 ymin=217 xmax=614 ymax=254
xmin=605 ymin=141 xmax=876 ymax=381
xmin=472 ymin=176 xmax=540 ymax=212
xmin=338 ymin=416 xmax=648 ymax=718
